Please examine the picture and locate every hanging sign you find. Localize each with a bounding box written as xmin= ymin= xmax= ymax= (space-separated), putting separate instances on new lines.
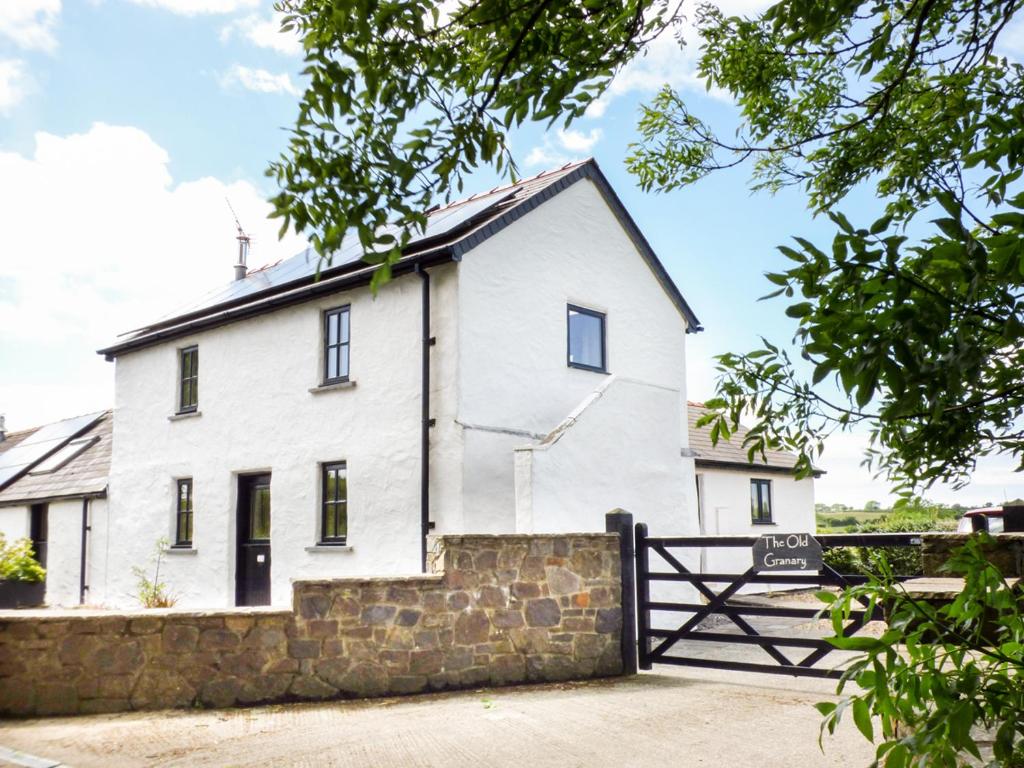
xmin=752 ymin=533 xmax=823 ymax=572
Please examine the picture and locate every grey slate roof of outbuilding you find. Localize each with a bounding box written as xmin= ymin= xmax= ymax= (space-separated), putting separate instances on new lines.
xmin=0 ymin=412 xmax=111 ymax=505
xmin=688 ymin=402 xmax=821 ymax=475
xmin=98 ymin=158 xmax=702 ymax=358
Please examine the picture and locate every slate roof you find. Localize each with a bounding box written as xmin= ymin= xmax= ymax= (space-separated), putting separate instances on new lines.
xmin=0 ymin=412 xmax=111 ymax=505
xmin=688 ymin=402 xmax=821 ymax=475
xmin=98 ymin=158 xmax=702 ymax=359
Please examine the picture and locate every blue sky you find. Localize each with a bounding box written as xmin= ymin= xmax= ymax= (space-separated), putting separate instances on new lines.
xmin=1 ymin=0 xmax=1022 ymax=508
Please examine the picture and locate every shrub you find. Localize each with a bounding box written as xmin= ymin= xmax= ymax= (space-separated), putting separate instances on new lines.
xmin=0 ymin=534 xmax=45 ymax=583
xmin=820 ymin=536 xmax=1024 ymax=765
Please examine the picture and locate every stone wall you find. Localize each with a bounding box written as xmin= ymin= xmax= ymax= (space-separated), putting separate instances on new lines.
xmin=0 ymin=533 xmax=623 ymax=717
xmin=921 ymin=533 xmax=1024 ymax=578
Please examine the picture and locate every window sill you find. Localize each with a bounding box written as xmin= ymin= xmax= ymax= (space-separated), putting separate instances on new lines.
xmin=309 ymin=380 xmax=356 ymax=395
xmin=163 ymin=547 xmax=197 ymax=555
xmin=751 ymin=521 xmax=777 ymax=526
xmin=168 ymin=410 xmax=201 ymax=422
xmin=567 ymin=363 xmax=609 ymax=375
xmin=305 ymin=544 xmax=353 ymax=553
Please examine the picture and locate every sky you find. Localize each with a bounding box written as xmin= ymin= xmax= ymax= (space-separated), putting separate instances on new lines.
xmin=1 ymin=0 xmax=1022 ymax=509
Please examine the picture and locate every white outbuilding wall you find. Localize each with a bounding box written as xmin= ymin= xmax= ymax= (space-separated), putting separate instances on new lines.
xmin=696 ymin=467 xmax=817 ymax=587
xmin=0 ymin=498 xmax=107 ymax=607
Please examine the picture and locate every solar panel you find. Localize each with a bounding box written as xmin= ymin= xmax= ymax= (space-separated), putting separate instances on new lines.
xmin=126 ymin=189 xmax=513 ymax=335
xmin=0 ymin=411 xmax=104 ymax=489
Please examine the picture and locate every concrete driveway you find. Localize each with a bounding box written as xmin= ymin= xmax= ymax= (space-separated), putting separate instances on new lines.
xmin=0 ymin=666 xmax=874 ymax=767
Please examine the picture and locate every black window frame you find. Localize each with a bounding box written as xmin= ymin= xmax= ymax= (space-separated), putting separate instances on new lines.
xmin=750 ymin=478 xmax=773 ymax=524
xmin=174 ymin=478 xmax=194 ymax=547
xmin=566 ymin=304 xmax=607 ymax=373
xmin=320 ymin=462 xmax=348 ymax=545
xmin=323 ymin=306 xmax=351 ymax=385
xmin=178 ymin=345 xmax=199 ymax=414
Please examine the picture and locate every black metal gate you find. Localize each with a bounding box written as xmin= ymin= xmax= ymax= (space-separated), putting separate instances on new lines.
xmin=634 ymin=524 xmax=922 ymax=679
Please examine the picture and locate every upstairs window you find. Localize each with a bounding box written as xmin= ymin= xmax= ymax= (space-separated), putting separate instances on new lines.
xmin=179 ymin=346 xmax=198 ymax=413
xmin=321 ymin=462 xmax=348 ymax=544
xmin=751 ymin=479 xmax=773 ymax=524
xmin=567 ymin=304 xmax=606 ymax=372
xmin=324 ymin=306 xmax=351 ymax=384
xmin=175 ymin=478 xmax=194 ymax=547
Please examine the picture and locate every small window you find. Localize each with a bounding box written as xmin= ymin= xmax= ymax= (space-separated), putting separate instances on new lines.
xmin=321 ymin=462 xmax=348 ymax=544
xmin=179 ymin=346 xmax=198 ymax=413
xmin=175 ymin=479 xmax=194 ymax=547
xmin=567 ymin=304 xmax=606 ymax=372
xmin=323 ymin=307 xmax=351 ymax=384
xmin=751 ymin=479 xmax=773 ymax=524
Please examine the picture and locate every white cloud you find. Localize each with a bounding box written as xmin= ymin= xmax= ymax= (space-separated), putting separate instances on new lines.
xmin=525 ymin=126 xmax=604 ymax=168
xmin=0 ymin=60 xmax=28 ymax=112
xmin=221 ymin=11 xmax=302 ymax=56
xmin=556 ymin=128 xmax=601 ymax=153
xmin=0 ymin=0 xmax=60 ymax=52
xmin=220 ymin=63 xmax=299 ymax=95
xmin=0 ymin=123 xmax=307 ymax=429
xmin=124 ymin=0 xmax=257 ymax=15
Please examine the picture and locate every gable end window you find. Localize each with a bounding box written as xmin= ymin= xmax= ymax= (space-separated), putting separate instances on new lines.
xmin=567 ymin=304 xmax=606 ymax=372
xmin=178 ymin=346 xmax=198 ymax=413
xmin=750 ymin=479 xmax=773 ymax=524
xmin=175 ymin=478 xmax=194 ymax=547
xmin=323 ymin=306 xmax=351 ymax=384
xmin=321 ymin=462 xmax=348 ymax=544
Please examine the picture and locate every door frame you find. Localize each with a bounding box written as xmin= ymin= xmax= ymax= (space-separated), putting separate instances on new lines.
xmin=234 ymin=472 xmax=272 ymax=606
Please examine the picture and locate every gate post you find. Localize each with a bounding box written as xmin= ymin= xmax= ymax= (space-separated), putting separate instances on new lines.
xmin=605 ymin=510 xmax=637 ymax=675
xmin=634 ymin=522 xmax=652 ymax=670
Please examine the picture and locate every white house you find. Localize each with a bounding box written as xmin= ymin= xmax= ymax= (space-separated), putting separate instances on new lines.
xmin=687 ymin=402 xmax=820 ymax=579
xmin=71 ymin=159 xmax=700 ymax=609
xmin=0 ymin=411 xmax=111 ymax=606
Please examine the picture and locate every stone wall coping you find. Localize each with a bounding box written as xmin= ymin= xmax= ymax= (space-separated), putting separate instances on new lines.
xmin=0 ymin=606 xmax=292 ymax=622
xmin=431 ymin=533 xmax=619 ymax=543
xmin=292 ymin=574 xmax=445 ymax=589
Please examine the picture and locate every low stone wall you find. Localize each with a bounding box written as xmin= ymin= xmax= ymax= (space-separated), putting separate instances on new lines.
xmin=0 ymin=533 xmax=623 ymax=716
xmin=922 ymin=533 xmax=1024 ymax=577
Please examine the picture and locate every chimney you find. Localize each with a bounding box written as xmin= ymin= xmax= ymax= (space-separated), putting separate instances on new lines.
xmin=234 ymin=230 xmax=250 ymax=281
xmin=0 ymin=415 xmax=6 ymax=444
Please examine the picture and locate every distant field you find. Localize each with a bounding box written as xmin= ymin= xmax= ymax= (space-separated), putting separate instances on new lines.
xmin=816 ymin=510 xmax=895 ymax=532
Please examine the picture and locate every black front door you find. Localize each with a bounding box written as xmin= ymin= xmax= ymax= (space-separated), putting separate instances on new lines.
xmin=236 ymin=474 xmax=271 ymax=606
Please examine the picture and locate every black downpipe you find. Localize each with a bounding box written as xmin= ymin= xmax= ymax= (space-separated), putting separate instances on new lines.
xmin=79 ymin=498 xmax=90 ymax=605
xmin=415 ymin=265 xmax=431 ymax=572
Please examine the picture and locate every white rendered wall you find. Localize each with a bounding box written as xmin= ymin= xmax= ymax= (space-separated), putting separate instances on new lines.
xmin=455 ymin=177 xmax=698 ymax=537
xmin=0 ymin=505 xmax=28 ymax=542
xmin=108 ymin=266 xmax=457 ymax=609
xmin=697 ymin=467 xmax=816 ymax=588
xmin=515 ymin=377 xmax=692 ymax=536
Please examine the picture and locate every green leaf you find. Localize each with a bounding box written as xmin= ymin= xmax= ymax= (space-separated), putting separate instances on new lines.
xmin=852 ymin=698 xmax=874 ymax=742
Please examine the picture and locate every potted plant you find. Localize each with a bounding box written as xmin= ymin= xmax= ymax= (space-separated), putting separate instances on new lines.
xmin=0 ymin=534 xmax=46 ymax=608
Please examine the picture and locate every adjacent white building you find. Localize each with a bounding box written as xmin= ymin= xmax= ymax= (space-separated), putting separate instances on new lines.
xmin=0 ymin=160 xmax=820 ymax=610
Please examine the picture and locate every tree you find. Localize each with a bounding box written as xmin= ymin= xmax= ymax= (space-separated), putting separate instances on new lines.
xmin=821 ymin=536 xmax=1024 ymax=766
xmin=271 ymin=0 xmax=1024 ymax=496
xmin=865 ymin=501 xmax=882 ymax=512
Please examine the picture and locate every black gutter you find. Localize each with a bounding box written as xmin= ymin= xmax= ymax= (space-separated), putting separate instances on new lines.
xmin=79 ymin=498 xmax=90 ymax=605
xmin=694 ymin=459 xmax=826 ymax=477
xmin=415 ymin=265 xmax=433 ymax=572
